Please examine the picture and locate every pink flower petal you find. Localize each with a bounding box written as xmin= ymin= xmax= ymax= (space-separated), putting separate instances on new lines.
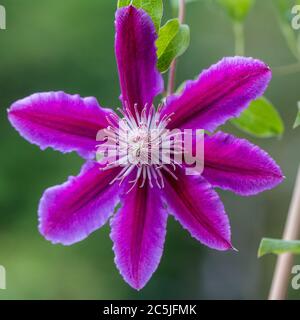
xmin=110 ymin=178 xmax=168 ymax=290
xmin=115 ymin=5 xmax=163 ymax=115
xmin=163 ymin=168 xmax=232 ymax=250
xmin=39 ymin=161 xmax=122 ymax=245
xmin=162 ymin=57 xmax=271 ymax=131
xmin=203 ymin=132 xmax=284 ymax=196
xmin=8 ymin=92 xmax=114 ymax=159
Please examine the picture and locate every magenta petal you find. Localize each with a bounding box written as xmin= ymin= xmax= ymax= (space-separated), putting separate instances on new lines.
xmin=110 ymin=180 xmax=168 ymax=290
xmin=162 ymin=57 xmax=271 ymax=131
xmin=163 ymin=169 xmax=232 ymax=251
xmin=8 ymin=92 xmax=113 ymax=159
xmin=39 ymin=162 xmax=122 ymax=245
xmin=115 ymin=5 xmax=163 ymax=115
xmin=203 ymin=132 xmax=284 ymax=196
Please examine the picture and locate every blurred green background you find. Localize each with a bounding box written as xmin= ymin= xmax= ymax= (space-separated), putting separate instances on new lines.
xmin=0 ymin=0 xmax=300 ymax=299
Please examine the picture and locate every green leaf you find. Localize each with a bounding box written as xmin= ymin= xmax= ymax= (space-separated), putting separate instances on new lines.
xmin=118 ymin=0 xmax=130 ymax=7
xmin=217 ymin=0 xmax=255 ymax=22
xmin=117 ymin=0 xmax=163 ymax=32
xmin=231 ymin=97 xmax=284 ymax=138
xmin=156 ymin=19 xmax=190 ymax=73
xmin=294 ymin=102 xmax=300 ymax=128
xmin=258 ymin=238 xmax=300 ymax=257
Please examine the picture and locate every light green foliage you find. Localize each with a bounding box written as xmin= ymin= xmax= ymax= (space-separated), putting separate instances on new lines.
xmin=258 ymin=238 xmax=300 ymax=257
xmin=231 ymin=97 xmax=284 ymax=138
xmin=117 ymin=0 xmax=163 ymax=31
xmin=217 ymin=0 xmax=255 ymax=22
xmin=156 ymin=19 xmax=190 ymax=72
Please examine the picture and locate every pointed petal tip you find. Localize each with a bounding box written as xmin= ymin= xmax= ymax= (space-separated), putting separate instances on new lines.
xmin=163 ymin=171 xmax=233 ymax=252
xmin=212 ymin=237 xmax=235 ymax=252
xmin=110 ymin=183 xmax=167 ymax=291
xmin=221 ymin=56 xmax=272 ymax=81
xmin=38 ymin=162 xmax=123 ymax=247
xmin=203 ymin=132 xmax=284 ymax=196
xmin=224 ymin=56 xmax=270 ymax=75
xmin=111 ymin=246 xmax=149 ymax=291
xmin=230 ymin=56 xmax=271 ymax=70
xmin=214 ymin=239 xmax=234 ymax=251
xmin=128 ymin=282 xmax=146 ymax=291
xmin=266 ymin=64 xmax=272 ymax=72
xmin=162 ymin=56 xmax=272 ymax=131
xmin=7 ymin=91 xmax=113 ymax=159
xmin=127 ymin=278 xmax=147 ymax=291
xmin=232 ymin=246 xmax=239 ymax=253
xmin=115 ymin=3 xmax=163 ymax=114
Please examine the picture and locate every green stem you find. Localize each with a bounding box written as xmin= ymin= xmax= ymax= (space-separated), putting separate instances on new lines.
xmin=167 ymin=0 xmax=185 ymax=96
xmin=280 ymin=22 xmax=300 ymax=61
xmin=273 ymin=62 xmax=300 ymax=75
xmin=269 ymin=166 xmax=300 ymax=300
xmin=233 ymin=21 xmax=245 ymax=56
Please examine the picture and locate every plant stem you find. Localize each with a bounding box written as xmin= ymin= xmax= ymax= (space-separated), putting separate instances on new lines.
xmin=167 ymin=0 xmax=186 ymax=96
xmin=269 ymin=165 xmax=300 ymax=300
xmin=273 ymin=62 xmax=300 ymax=75
xmin=233 ymin=21 xmax=245 ymax=56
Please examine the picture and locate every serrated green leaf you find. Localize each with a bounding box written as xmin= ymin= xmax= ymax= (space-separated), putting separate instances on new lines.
xmin=117 ymin=0 xmax=163 ymax=32
xmin=156 ymin=19 xmax=190 ymax=73
xmin=231 ymin=97 xmax=284 ymax=138
xmin=258 ymin=238 xmax=300 ymax=257
xmin=217 ymin=0 xmax=255 ymax=22
xmin=294 ymin=102 xmax=300 ymax=128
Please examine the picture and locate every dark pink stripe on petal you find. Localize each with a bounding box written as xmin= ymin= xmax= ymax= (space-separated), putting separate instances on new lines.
xmin=203 ymin=132 xmax=284 ymax=196
xmin=115 ymin=5 xmax=163 ymax=115
xmin=110 ymin=179 xmax=168 ymax=290
xmin=163 ymin=169 xmax=232 ymax=251
xmin=162 ymin=57 xmax=271 ymax=131
xmin=8 ymin=92 xmax=113 ymax=159
xmin=39 ymin=162 xmax=122 ymax=245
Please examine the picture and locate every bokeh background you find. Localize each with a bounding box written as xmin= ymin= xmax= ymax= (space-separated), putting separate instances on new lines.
xmin=0 ymin=0 xmax=300 ymax=299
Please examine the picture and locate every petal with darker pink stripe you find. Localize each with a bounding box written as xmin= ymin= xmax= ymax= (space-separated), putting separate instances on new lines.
xmin=110 ymin=179 xmax=168 ymax=290
xmin=39 ymin=161 xmax=122 ymax=245
xmin=8 ymin=92 xmax=114 ymax=159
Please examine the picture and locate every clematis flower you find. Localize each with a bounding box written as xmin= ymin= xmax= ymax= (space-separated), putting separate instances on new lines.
xmin=8 ymin=5 xmax=283 ymax=290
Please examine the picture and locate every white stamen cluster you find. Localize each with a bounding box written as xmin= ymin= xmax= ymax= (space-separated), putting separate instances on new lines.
xmin=99 ymin=104 xmax=183 ymax=192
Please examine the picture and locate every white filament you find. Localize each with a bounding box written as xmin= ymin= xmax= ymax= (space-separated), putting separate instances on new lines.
xmin=99 ymin=103 xmax=183 ymax=192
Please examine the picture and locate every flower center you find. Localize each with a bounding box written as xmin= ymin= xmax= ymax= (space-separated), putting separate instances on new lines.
xmin=127 ymin=125 xmax=152 ymax=165
xmin=98 ymin=104 xmax=182 ymax=192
